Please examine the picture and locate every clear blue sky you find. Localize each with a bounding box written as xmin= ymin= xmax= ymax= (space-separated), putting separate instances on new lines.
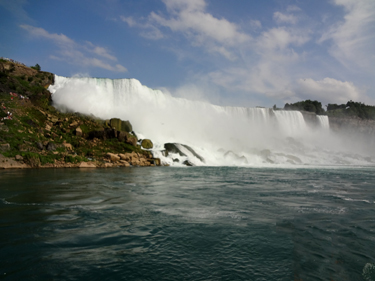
xmin=1 ymin=0 xmax=374 ymax=108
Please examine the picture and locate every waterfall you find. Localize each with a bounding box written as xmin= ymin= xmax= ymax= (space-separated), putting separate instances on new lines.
xmin=48 ymin=75 xmax=373 ymax=167
xmin=274 ymin=110 xmax=308 ymax=137
xmin=317 ymin=115 xmax=330 ymax=130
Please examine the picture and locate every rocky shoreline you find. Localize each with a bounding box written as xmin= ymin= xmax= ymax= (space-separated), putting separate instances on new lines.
xmin=0 ymin=151 xmax=159 ymax=169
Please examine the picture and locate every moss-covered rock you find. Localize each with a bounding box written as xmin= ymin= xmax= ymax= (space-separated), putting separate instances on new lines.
xmin=110 ymin=118 xmax=132 ymax=132
xmin=141 ymin=139 xmax=153 ymax=149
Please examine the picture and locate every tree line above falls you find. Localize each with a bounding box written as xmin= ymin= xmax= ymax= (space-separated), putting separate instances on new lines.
xmin=283 ymin=100 xmax=375 ymax=120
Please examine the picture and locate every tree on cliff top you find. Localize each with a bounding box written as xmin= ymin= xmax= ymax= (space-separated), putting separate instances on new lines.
xmin=327 ymin=101 xmax=375 ymax=120
xmin=284 ymin=100 xmax=325 ymax=115
xmin=327 ymin=104 xmax=346 ymax=111
xmin=31 ymin=64 xmax=41 ymax=71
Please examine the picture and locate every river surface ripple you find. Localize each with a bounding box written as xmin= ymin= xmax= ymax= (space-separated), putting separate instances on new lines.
xmin=1 ymin=167 xmax=375 ymax=280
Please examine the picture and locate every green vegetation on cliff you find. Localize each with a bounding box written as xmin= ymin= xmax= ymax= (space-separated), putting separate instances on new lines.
xmin=284 ymin=99 xmax=375 ymax=120
xmin=284 ymin=100 xmax=325 ymax=115
xmin=327 ymin=101 xmax=375 ymax=120
xmin=0 ymin=59 xmax=154 ymax=168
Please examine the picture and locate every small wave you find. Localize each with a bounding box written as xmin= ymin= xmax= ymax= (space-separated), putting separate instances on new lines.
xmin=363 ymin=263 xmax=375 ymax=281
xmin=0 ymin=198 xmax=44 ymax=206
xmin=297 ymin=206 xmax=347 ymax=214
xmin=155 ymin=207 xmax=247 ymax=221
xmin=334 ymin=194 xmax=373 ymax=204
xmin=342 ymin=197 xmax=372 ymax=203
xmin=0 ymin=198 xmax=11 ymax=205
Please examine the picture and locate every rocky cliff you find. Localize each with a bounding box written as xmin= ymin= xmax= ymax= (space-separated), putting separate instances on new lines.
xmin=300 ymin=111 xmax=320 ymax=128
xmin=0 ymin=59 xmax=160 ymax=169
xmin=300 ymin=109 xmax=375 ymax=137
xmin=328 ymin=116 xmax=375 ymax=136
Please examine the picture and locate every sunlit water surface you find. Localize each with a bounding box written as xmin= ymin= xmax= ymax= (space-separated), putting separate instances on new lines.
xmin=1 ymin=167 xmax=375 ymax=280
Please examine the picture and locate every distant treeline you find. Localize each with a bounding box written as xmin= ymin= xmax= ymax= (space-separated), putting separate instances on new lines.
xmin=283 ymin=100 xmax=375 ymax=120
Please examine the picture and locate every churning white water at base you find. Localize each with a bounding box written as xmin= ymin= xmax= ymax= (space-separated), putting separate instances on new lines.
xmin=48 ymin=75 xmax=374 ymax=167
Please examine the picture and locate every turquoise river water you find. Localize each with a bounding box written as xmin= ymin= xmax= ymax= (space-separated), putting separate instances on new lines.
xmin=1 ymin=167 xmax=375 ymax=280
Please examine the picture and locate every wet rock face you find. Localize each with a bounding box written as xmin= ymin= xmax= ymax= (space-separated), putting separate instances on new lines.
xmin=329 ymin=116 xmax=375 ymax=136
xmin=117 ymin=131 xmax=137 ymax=146
xmin=89 ymin=129 xmax=105 ymax=139
xmin=300 ymin=110 xmax=375 ymax=136
xmin=164 ymin=143 xmax=184 ymax=156
xmin=104 ymin=128 xmax=117 ymax=139
xmin=223 ymin=151 xmax=248 ymax=164
xmin=183 ymin=160 xmax=194 ymax=166
xmin=89 ymin=126 xmax=138 ymax=146
xmin=164 ymin=143 xmax=205 ymax=165
xmin=89 ymin=128 xmax=115 ymax=140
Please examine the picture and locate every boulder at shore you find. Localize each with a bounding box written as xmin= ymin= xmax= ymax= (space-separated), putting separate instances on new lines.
xmin=141 ymin=139 xmax=153 ymax=149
